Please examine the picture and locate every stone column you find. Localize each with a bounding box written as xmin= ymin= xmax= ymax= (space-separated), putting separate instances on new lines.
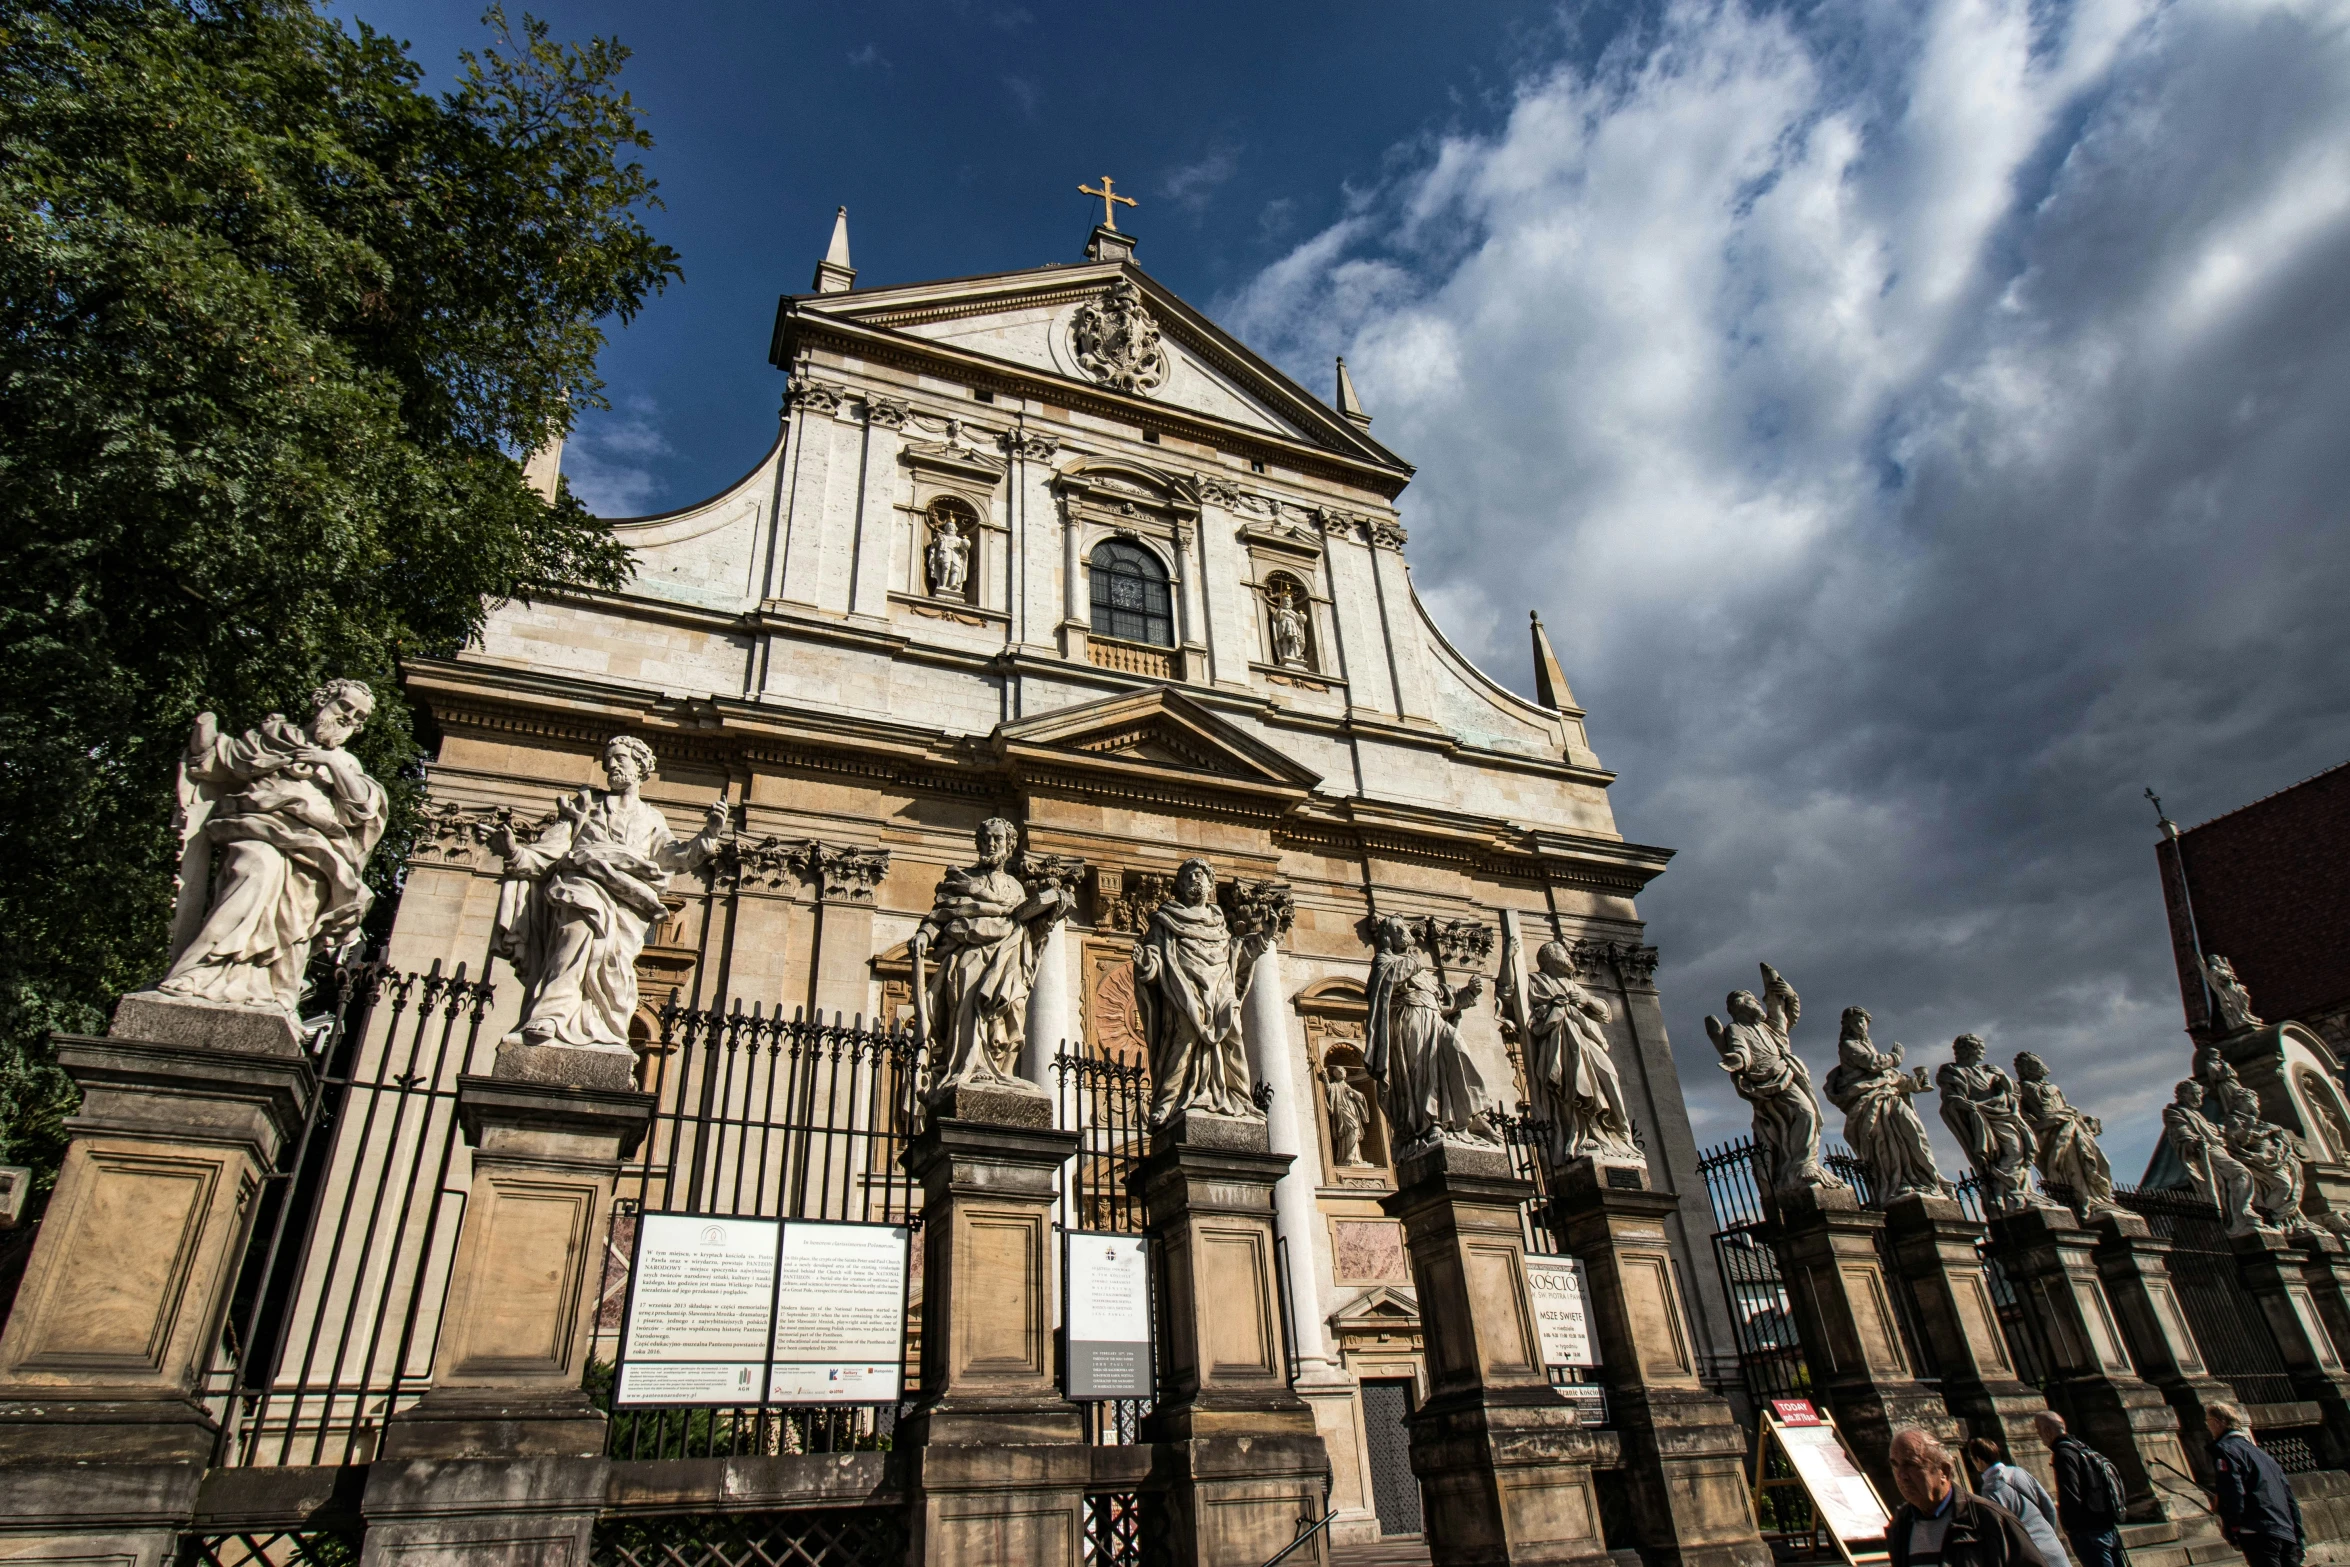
xmin=1135 ymin=1111 xmax=1332 ymax=1567
xmin=2230 ymin=1227 xmax=2350 ymax=1469
xmin=1770 ymin=1186 xmax=1958 ymax=1497
xmin=1021 ymin=918 xmax=1072 ymax=1088
xmin=1550 ymin=1159 xmax=1770 ymax=1567
xmin=1375 ymin=1139 xmax=1610 ymax=1567
xmin=898 ymin=1081 xmax=1091 ymax=1565
xmin=1986 ymin=1207 xmax=2223 ymax=1548
xmin=2087 ymin=1210 xmax=2239 ymax=1481
xmin=361 ymin=1046 xmax=651 ymax=1565
xmin=0 ymin=1002 xmax=315 ymax=1567
xmin=1879 ymin=1193 xmax=2055 ymax=1486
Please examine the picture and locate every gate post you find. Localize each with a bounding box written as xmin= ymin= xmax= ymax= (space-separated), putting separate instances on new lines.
xmin=1879 ymin=1193 xmax=2055 ymax=1486
xmin=1376 ymin=1138 xmax=1609 ymax=1567
xmin=2230 ymin=1227 xmax=2350 ymax=1469
xmin=1136 ymin=1109 xmax=1332 ymax=1567
xmin=2086 ymin=1210 xmax=2239 ymax=1479
xmin=1770 ymin=1186 xmax=1959 ymax=1496
xmin=898 ymin=1081 xmax=1091 ymax=1566
xmin=1550 ymin=1158 xmax=1770 ymax=1567
xmin=1985 ymin=1207 xmax=2225 ymax=1555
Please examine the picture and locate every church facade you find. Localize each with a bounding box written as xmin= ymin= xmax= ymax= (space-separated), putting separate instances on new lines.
xmin=388 ymin=213 xmax=1737 ymax=1540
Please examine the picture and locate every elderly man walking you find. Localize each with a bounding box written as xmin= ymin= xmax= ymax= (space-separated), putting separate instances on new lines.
xmin=2205 ymin=1402 xmax=2306 ymax=1567
xmin=1887 ymin=1429 xmax=2050 ymax=1567
xmin=2034 ymin=1412 xmax=2129 ymax=1567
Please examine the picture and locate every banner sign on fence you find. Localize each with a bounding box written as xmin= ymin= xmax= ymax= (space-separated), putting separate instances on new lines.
xmin=613 ymin=1214 xmax=909 ymax=1408
xmin=1065 ymin=1231 xmax=1151 ymax=1400
xmin=1524 ymin=1255 xmax=1598 ymax=1368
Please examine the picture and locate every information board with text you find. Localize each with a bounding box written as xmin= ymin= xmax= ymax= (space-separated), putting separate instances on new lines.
xmin=1065 ymin=1231 xmax=1151 ymax=1400
xmin=1524 ymin=1255 xmax=1599 ymax=1368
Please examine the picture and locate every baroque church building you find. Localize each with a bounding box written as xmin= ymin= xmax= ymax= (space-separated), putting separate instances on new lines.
xmin=389 ymin=210 xmax=1737 ymax=1539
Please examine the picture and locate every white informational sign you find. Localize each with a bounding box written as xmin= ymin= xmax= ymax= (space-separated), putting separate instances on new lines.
xmin=615 ymin=1214 xmax=780 ymax=1406
xmin=1066 ymin=1232 xmax=1151 ymax=1400
xmin=768 ymin=1221 xmax=910 ymax=1405
xmin=1524 ymin=1255 xmax=1598 ymax=1368
xmin=1778 ymin=1422 xmax=1891 ymax=1545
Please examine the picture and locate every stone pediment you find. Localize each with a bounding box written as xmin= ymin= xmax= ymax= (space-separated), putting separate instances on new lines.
xmin=1328 ymin=1285 xmax=1420 ymax=1335
xmin=993 ymin=689 xmax=1322 ymax=809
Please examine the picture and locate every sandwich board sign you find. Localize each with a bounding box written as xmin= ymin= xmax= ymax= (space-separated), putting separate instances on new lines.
xmin=1752 ymin=1399 xmax=1892 ymax=1567
xmin=1065 ymin=1231 xmax=1151 ymax=1400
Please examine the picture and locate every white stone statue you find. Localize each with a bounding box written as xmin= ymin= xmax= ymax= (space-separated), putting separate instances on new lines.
xmin=1364 ymin=915 xmax=1496 ymax=1151
xmin=909 ymin=818 xmax=1073 ymax=1100
xmin=1267 ymin=584 xmax=1309 ymax=668
xmin=1131 ymin=859 xmax=1271 ymax=1126
xmin=1705 ymin=964 xmax=1843 ymax=1196
xmin=1520 ymin=940 xmax=1639 ymax=1163
xmin=925 ymin=515 xmax=970 ymax=597
xmin=2194 ymin=1050 xmax=2309 ymax=1231
xmin=2015 ymin=1052 xmax=2121 ymax=1217
xmin=2198 ymin=953 xmax=2264 ymax=1035
xmin=156 ymin=680 xmax=388 ymax=1012
xmin=2165 ymin=1080 xmax=2265 ymax=1237
xmin=1325 ymin=1066 xmax=1370 ymax=1167
xmin=1937 ymin=1034 xmax=2060 ymax=1213
xmin=489 ymin=735 xmax=727 ymax=1054
xmin=1822 ymin=1008 xmax=1949 ymax=1203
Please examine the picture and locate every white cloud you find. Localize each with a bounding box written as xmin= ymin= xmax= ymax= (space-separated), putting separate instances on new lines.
xmin=564 ymin=397 xmax=674 ymax=519
xmin=1163 ymin=143 xmax=1243 ymax=213
xmin=1226 ymin=0 xmax=2350 ymax=1180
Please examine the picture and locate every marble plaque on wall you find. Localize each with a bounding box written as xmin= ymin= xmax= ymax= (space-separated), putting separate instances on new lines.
xmin=1333 ymin=1218 xmax=1409 ymax=1283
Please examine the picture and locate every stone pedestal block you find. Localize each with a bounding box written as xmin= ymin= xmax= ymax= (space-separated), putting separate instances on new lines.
xmin=1549 ymin=1159 xmax=1768 ymax=1567
xmin=1880 ymin=1194 xmax=2054 ymax=1486
xmin=1769 ymin=1186 xmax=1957 ymax=1497
xmin=1987 ymin=1207 xmax=2223 ymax=1556
xmin=897 ymin=1089 xmax=1090 ymax=1564
xmin=380 ymin=1063 xmax=652 ymax=1460
xmin=2231 ymin=1228 xmax=2350 ymax=1469
xmin=0 ymin=1462 xmax=204 ymax=1567
xmin=2087 ymin=1210 xmax=2241 ymax=1482
xmin=1135 ymin=1112 xmax=1331 ymax=1567
xmin=357 ymin=1456 xmax=607 ymax=1566
xmin=0 ymin=1021 xmax=314 ymax=1466
xmin=1378 ymin=1139 xmax=1611 ymax=1567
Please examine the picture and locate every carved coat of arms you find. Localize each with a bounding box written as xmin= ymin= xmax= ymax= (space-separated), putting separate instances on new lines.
xmin=1071 ymin=280 xmax=1170 ymax=393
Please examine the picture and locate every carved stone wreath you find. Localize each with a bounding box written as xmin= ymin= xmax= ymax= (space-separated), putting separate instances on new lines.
xmin=1070 ymin=280 xmax=1170 ymax=394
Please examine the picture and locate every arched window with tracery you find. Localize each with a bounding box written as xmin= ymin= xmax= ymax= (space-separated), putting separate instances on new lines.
xmin=1089 ymin=539 xmax=1174 ymax=647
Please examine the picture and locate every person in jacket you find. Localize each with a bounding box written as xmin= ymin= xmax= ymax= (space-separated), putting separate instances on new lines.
xmin=1888 ymin=1429 xmax=2051 ymax=1567
xmin=2034 ymin=1411 xmax=2128 ymax=1567
xmin=1966 ymin=1438 xmax=2072 ymax=1567
xmin=2205 ymin=1402 xmax=2306 ymax=1567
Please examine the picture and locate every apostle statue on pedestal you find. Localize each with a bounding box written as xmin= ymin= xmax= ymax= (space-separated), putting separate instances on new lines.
xmin=490 ymin=735 xmax=727 ymax=1055
xmin=1364 ymin=915 xmax=1496 ymax=1151
xmin=1131 ymin=858 xmax=1270 ymax=1126
xmin=1937 ymin=1034 xmax=2060 ymax=1213
xmin=2165 ymin=1080 xmax=2265 ymax=1237
xmin=910 ymin=817 xmax=1074 ymax=1100
xmin=2014 ymin=1052 xmax=2122 ymax=1217
xmin=157 ymin=679 xmax=388 ymax=1013
xmin=1822 ymin=1008 xmax=1949 ymax=1203
xmin=1515 ymin=939 xmax=1639 ymax=1164
xmin=1705 ymin=964 xmax=1843 ymax=1196
xmin=2193 ymin=1050 xmax=2309 ymax=1232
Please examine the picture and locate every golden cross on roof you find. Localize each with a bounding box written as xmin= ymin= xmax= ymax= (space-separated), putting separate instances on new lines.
xmin=1079 ymin=175 xmax=1137 ymax=231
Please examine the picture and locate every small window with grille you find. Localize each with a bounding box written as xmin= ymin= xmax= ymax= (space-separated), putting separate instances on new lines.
xmin=1088 ymin=539 xmax=1174 ymax=647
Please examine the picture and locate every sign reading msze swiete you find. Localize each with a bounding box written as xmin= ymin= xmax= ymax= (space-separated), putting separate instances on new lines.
xmin=1523 ymin=1255 xmax=1599 ymax=1368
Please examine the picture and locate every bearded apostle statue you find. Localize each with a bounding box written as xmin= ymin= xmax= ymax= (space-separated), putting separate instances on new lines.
xmin=2165 ymin=1080 xmax=2265 ymax=1237
xmin=1705 ymin=964 xmax=1843 ymax=1197
xmin=2014 ymin=1052 xmax=2121 ymax=1217
xmin=155 ymin=679 xmax=388 ymax=1012
xmin=1822 ymin=1008 xmax=1949 ymax=1202
xmin=490 ymin=735 xmax=727 ymax=1056
xmin=910 ymin=817 xmax=1074 ymax=1101
xmin=1937 ymin=1034 xmax=2060 ymax=1213
xmin=1503 ymin=931 xmax=1638 ymax=1165
xmin=1364 ymin=915 xmax=1496 ymax=1151
xmin=1131 ymin=858 xmax=1272 ymax=1125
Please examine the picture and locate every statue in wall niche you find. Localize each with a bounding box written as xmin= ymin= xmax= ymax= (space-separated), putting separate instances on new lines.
xmin=910 ymin=817 xmax=1074 ymax=1099
xmin=1131 ymin=858 xmax=1272 ymax=1125
xmin=1518 ymin=940 xmax=1639 ymax=1164
xmin=925 ymin=514 xmax=970 ymax=598
xmin=1705 ymin=964 xmax=1844 ymax=1196
xmin=1937 ymin=1034 xmax=2061 ymax=1214
xmin=2165 ymin=1080 xmax=2267 ymax=1237
xmin=1267 ymin=583 xmax=1310 ymax=668
xmin=1822 ymin=1008 xmax=1950 ymax=1203
xmin=156 ymin=679 xmax=388 ymax=1011
xmin=1364 ymin=915 xmax=1497 ymax=1151
xmin=490 ymin=735 xmax=728 ymax=1054
xmin=2197 ymin=952 xmax=2264 ymax=1035
xmin=2014 ymin=1053 xmax=2122 ymax=1217
xmin=1325 ymin=1065 xmax=1370 ymax=1166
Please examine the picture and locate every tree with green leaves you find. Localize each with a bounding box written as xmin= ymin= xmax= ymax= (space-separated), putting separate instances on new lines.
xmin=0 ymin=0 xmax=675 ymax=1194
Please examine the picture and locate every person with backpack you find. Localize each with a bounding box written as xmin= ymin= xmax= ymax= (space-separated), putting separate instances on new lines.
xmin=1966 ymin=1438 xmax=2071 ymax=1567
xmin=2205 ymin=1402 xmax=2306 ymax=1567
xmin=2033 ymin=1411 xmax=2129 ymax=1567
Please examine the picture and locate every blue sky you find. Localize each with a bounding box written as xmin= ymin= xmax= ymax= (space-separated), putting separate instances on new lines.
xmin=353 ymin=0 xmax=2350 ymax=1180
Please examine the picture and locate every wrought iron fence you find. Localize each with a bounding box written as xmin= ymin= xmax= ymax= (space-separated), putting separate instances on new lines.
xmin=179 ymin=1533 xmax=358 ymax=1567
xmin=2113 ymin=1187 xmax=2297 ymax=1408
xmin=201 ymin=957 xmax=495 ymax=1467
xmin=589 ymin=1508 xmax=906 ymax=1567
xmin=1696 ymin=1136 xmax=1812 ymax=1407
xmin=591 ymin=999 xmax=927 ymax=1461
xmin=1055 ymin=1044 xmax=1153 ymax=1446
